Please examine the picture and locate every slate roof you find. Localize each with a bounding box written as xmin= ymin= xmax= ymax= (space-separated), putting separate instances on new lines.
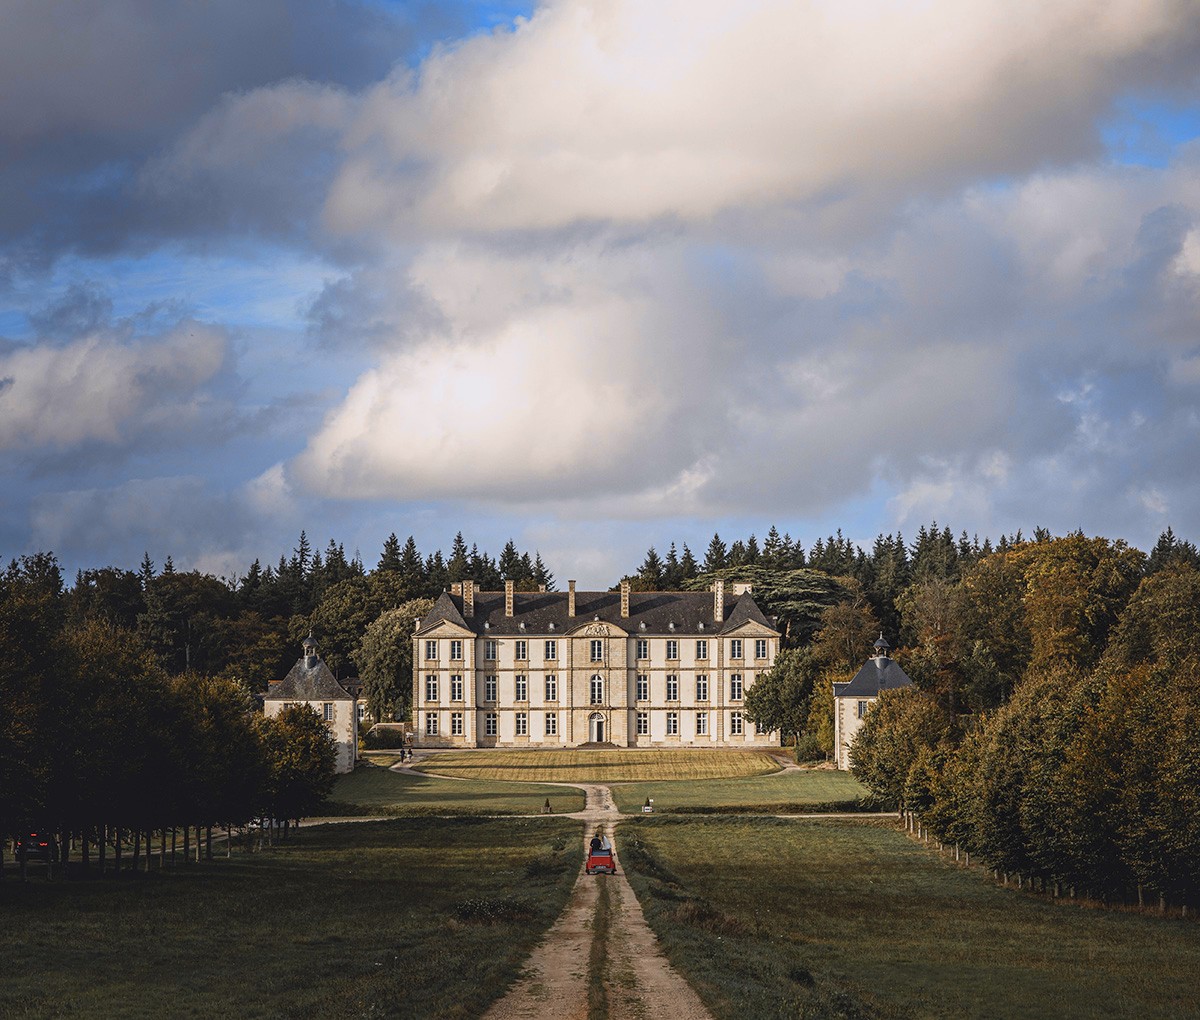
xmin=415 ymin=589 xmax=778 ymax=638
xmin=265 ymin=653 xmax=354 ymax=701
xmin=833 ymin=655 xmax=913 ymax=699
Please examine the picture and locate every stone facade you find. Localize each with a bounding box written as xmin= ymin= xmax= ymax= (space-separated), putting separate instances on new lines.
xmin=413 ymin=580 xmax=780 ymax=748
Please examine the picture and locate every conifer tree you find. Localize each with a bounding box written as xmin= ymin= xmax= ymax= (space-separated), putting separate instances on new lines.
xmin=703 ymin=533 xmax=727 ymax=573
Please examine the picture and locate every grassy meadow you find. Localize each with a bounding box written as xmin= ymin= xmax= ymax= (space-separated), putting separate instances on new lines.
xmin=618 ymin=816 xmax=1200 ymax=1019
xmin=0 ymin=816 xmax=580 ymax=1019
xmin=322 ymin=760 xmax=586 ymax=815
xmin=413 ymin=748 xmax=781 ymax=783
xmin=611 ymin=767 xmax=871 ymax=814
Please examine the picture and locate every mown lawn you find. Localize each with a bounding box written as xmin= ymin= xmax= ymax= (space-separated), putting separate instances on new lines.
xmin=0 ymin=817 xmax=580 ymax=1019
xmin=618 ymin=817 xmax=1200 ymax=1019
xmin=322 ymin=760 xmax=585 ymax=815
xmin=611 ymin=767 xmax=871 ymax=814
xmin=413 ymin=748 xmax=781 ymax=783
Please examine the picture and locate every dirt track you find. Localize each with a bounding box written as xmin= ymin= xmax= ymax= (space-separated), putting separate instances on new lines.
xmin=482 ymin=785 xmax=713 ymax=1020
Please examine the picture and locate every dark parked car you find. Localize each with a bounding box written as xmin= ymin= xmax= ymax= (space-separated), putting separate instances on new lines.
xmin=15 ymin=832 xmax=56 ymax=863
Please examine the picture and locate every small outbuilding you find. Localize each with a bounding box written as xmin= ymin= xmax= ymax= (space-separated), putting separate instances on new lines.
xmin=831 ymin=635 xmax=912 ymax=771
xmin=264 ymin=634 xmax=358 ymax=774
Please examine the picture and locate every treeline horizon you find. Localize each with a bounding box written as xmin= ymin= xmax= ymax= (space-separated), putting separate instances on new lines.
xmin=4 ymin=521 xmax=1198 ymax=723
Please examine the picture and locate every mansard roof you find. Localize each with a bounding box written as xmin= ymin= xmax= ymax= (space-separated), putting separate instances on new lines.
xmin=833 ymin=655 xmax=913 ymax=699
xmin=265 ymin=654 xmax=354 ymax=702
xmin=415 ymin=588 xmax=779 ymax=638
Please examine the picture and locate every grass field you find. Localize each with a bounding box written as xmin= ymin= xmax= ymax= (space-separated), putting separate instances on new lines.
xmin=0 ymin=817 xmax=580 ymax=1019
xmin=413 ymin=748 xmax=782 ymax=783
xmin=618 ymin=816 xmax=1200 ymax=1019
xmin=611 ymin=768 xmax=871 ymax=814
xmin=321 ymin=761 xmax=586 ymax=815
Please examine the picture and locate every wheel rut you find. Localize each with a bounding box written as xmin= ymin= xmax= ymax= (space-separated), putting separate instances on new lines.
xmin=484 ymin=785 xmax=712 ymax=1020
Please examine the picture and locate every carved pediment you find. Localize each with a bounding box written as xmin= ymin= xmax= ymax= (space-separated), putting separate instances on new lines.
xmin=568 ymin=620 xmax=627 ymax=638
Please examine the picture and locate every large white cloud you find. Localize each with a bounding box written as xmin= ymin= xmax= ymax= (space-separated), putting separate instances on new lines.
xmin=320 ymin=0 xmax=1200 ymax=235
xmin=291 ymin=242 xmax=735 ymax=499
xmin=0 ymin=323 xmax=226 ymax=449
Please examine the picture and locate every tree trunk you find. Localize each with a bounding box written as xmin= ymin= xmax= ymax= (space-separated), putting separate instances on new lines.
xmin=183 ymin=824 xmax=190 ymax=863
xmin=226 ymin=824 xmax=232 ymax=859
xmin=81 ymin=830 xmax=90 ymax=877
xmin=133 ymin=829 xmax=141 ymax=872
xmin=1159 ymin=893 xmax=1167 ymax=916
xmin=115 ymin=828 xmax=123 ymax=878
xmin=98 ymin=825 xmax=107 ymax=877
xmin=159 ymin=827 xmax=165 ymax=870
xmin=205 ymin=825 xmax=212 ymax=860
xmin=194 ymin=825 xmax=201 ymax=863
xmin=171 ymin=827 xmax=177 ymax=865
xmin=1138 ymin=884 xmax=1145 ymax=908
xmin=145 ymin=830 xmax=152 ymax=872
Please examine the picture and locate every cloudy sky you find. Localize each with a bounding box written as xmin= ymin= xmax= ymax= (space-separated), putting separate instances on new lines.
xmin=3 ymin=0 xmax=1200 ymax=586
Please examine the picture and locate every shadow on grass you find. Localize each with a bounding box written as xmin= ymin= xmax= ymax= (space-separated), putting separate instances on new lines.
xmin=0 ymin=817 xmax=582 ymax=1020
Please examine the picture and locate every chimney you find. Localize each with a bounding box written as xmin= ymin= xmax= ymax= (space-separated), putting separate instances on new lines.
xmin=462 ymin=579 xmax=475 ymax=617
xmin=505 ymin=579 xmax=515 ymax=617
xmin=568 ymin=580 xmax=576 ymax=618
xmin=713 ymin=579 xmax=725 ymax=623
xmin=620 ymin=580 xmax=630 ymax=618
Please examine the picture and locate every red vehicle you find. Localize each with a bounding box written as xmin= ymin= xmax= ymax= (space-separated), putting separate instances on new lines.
xmin=586 ymin=844 xmax=615 ymax=875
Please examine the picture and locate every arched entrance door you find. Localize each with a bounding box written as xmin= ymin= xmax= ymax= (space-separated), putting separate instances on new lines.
xmin=589 ymin=712 xmax=605 ymax=743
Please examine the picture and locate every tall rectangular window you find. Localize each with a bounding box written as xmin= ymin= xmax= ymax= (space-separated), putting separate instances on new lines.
xmin=516 ymin=712 xmax=528 ymax=736
xmin=486 ymin=639 xmax=497 ymax=660
xmin=730 ymin=638 xmax=743 ymax=659
xmin=515 ymin=639 xmax=527 ymax=661
xmin=451 ymin=712 xmax=464 ymax=736
xmin=636 ymin=638 xmax=649 ymax=660
xmin=755 ymin=638 xmax=768 ymax=660
xmin=696 ymin=711 xmax=708 ymax=735
xmin=425 ymin=676 xmax=438 ymax=701
xmin=695 ymin=639 xmax=708 ymax=659
xmin=425 ymin=640 xmax=437 ymax=661
xmin=636 ymin=711 xmax=649 ymax=735
xmin=730 ymin=674 xmax=744 ymax=701
xmin=730 ymin=711 xmax=743 ymax=735
xmin=636 ymin=675 xmax=649 ymax=701
xmin=450 ymin=639 xmax=463 ymax=660
xmin=450 ymin=675 xmax=463 ymax=702
xmin=544 ymin=639 xmax=557 ymax=660
xmin=666 ymin=675 xmax=679 ymax=701
xmin=425 ymin=713 xmax=438 ymax=736
xmin=322 ymin=702 xmax=333 ymax=722
xmin=485 ymin=712 xmax=497 ymax=736
xmin=515 ymin=675 xmax=528 ymax=701
xmin=485 ymin=675 xmax=497 ymax=702
xmin=666 ymin=639 xmax=678 ymax=660
xmin=590 ymin=677 xmax=603 ymax=704
xmin=545 ymin=713 xmax=558 ymax=736
xmin=666 ymin=711 xmax=678 ymax=735
xmin=857 ymin=700 xmax=869 ymax=719
xmin=590 ymin=639 xmax=604 ymax=662
xmin=695 ymin=676 xmax=708 ymax=701
xmin=545 ymin=675 xmax=558 ymax=701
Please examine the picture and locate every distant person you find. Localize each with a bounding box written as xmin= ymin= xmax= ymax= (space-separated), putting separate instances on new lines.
xmin=589 ymin=833 xmax=603 ymax=854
